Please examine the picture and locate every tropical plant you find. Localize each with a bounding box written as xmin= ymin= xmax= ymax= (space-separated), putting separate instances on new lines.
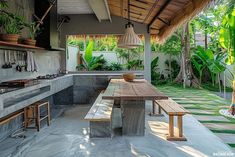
xmin=219 ymin=8 xmax=235 ymax=108
xmin=192 ymin=46 xmax=226 ymax=86
xmin=126 ymin=59 xmax=143 ymax=70
xmin=219 ymin=9 xmax=235 ymax=65
xmin=87 ymin=55 xmax=107 ymax=71
xmin=24 ymin=22 xmax=40 ymax=40
xmin=84 ymin=40 xmax=94 ymax=63
xmin=107 ymin=63 xmax=123 ymax=71
xmin=151 ymin=56 xmax=159 ymax=82
xmin=0 ymin=11 xmax=25 ymax=34
xmin=165 ymin=60 xmax=180 ymax=81
xmin=4 ymin=16 xmax=25 ymax=34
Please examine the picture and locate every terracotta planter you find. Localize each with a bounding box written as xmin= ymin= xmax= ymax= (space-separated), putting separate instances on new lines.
xmin=23 ymin=38 xmax=36 ymax=46
xmin=123 ymin=73 xmax=136 ymax=82
xmin=1 ymin=34 xmax=20 ymax=43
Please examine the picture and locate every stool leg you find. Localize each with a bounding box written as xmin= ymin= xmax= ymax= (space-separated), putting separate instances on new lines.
xmin=169 ymin=115 xmax=174 ymax=137
xmin=177 ymin=115 xmax=183 ymax=137
xmin=47 ymin=102 xmax=50 ymax=126
xmin=152 ymin=100 xmax=156 ymax=115
xmin=158 ymin=105 xmax=162 ymax=115
xmin=36 ymin=106 xmax=40 ymax=132
xmin=24 ymin=107 xmax=28 ymax=129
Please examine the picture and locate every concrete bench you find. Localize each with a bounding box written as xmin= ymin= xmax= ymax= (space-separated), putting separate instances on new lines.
xmin=84 ymin=92 xmax=114 ymax=138
xmin=155 ymin=99 xmax=189 ymax=141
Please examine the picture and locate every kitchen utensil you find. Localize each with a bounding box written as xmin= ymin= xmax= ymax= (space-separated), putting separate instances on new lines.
xmin=7 ymin=51 xmax=12 ymax=68
xmin=12 ymin=51 xmax=16 ymax=65
xmin=16 ymin=51 xmax=22 ymax=72
xmin=2 ymin=50 xmax=7 ymax=68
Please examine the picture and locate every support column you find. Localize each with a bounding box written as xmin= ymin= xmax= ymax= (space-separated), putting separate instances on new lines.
xmin=121 ymin=100 xmax=145 ymax=136
xmin=144 ymin=33 xmax=151 ymax=82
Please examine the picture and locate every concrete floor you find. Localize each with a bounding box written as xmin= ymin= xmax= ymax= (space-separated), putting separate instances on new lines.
xmin=18 ymin=103 xmax=234 ymax=157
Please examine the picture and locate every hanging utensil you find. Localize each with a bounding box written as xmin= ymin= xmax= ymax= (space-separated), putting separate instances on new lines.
xmin=2 ymin=50 xmax=8 ymax=69
xmin=8 ymin=51 xmax=12 ymax=68
xmin=16 ymin=51 xmax=21 ymax=72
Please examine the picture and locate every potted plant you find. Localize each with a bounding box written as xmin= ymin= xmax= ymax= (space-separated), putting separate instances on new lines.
xmin=23 ymin=22 xmax=39 ymax=46
xmin=1 ymin=13 xmax=25 ymax=43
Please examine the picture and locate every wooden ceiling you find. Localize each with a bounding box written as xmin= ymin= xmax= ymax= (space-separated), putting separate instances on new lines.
xmin=107 ymin=0 xmax=211 ymax=42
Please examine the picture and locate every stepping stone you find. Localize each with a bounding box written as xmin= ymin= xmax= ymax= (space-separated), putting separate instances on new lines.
xmin=215 ymin=133 xmax=235 ymax=144
xmin=187 ymin=109 xmax=215 ymax=114
xmin=193 ymin=115 xmax=230 ymax=122
xmin=197 ymin=104 xmax=220 ymax=109
xmin=203 ymin=123 xmax=235 ymax=130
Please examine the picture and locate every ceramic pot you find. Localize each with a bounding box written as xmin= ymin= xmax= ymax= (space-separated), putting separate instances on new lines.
xmin=23 ymin=38 xmax=36 ymax=46
xmin=1 ymin=34 xmax=20 ymax=43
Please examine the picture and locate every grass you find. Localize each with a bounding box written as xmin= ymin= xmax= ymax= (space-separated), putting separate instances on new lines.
xmin=156 ymin=83 xmax=235 ymax=147
xmin=201 ymin=83 xmax=233 ymax=92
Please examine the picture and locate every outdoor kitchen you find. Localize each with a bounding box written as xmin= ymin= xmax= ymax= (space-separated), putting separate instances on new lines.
xmin=0 ymin=0 xmax=235 ymax=157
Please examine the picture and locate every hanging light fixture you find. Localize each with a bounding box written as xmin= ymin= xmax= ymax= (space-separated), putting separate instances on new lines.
xmin=117 ymin=0 xmax=142 ymax=49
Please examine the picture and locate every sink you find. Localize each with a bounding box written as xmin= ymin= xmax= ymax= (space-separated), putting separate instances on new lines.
xmin=0 ymin=87 xmax=19 ymax=94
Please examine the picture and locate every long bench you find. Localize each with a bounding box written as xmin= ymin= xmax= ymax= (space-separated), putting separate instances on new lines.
xmin=84 ymin=92 xmax=114 ymax=138
xmin=155 ymin=99 xmax=189 ymax=141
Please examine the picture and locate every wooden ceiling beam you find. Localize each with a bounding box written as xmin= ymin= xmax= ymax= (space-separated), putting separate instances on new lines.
xmin=157 ymin=17 xmax=170 ymax=26
xmin=143 ymin=0 xmax=159 ymax=23
xmin=148 ymin=0 xmax=172 ymax=30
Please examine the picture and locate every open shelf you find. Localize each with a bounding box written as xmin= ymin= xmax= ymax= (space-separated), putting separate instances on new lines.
xmin=0 ymin=41 xmax=45 ymax=51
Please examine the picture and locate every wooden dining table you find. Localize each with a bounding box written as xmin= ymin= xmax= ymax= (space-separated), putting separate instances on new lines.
xmin=102 ymin=79 xmax=168 ymax=136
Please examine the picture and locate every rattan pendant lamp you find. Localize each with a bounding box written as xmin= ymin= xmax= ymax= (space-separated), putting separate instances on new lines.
xmin=117 ymin=0 xmax=142 ymax=49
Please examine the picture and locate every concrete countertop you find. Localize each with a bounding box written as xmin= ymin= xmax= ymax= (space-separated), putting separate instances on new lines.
xmin=0 ymin=72 xmax=144 ymax=119
xmin=0 ymin=74 xmax=73 ymax=118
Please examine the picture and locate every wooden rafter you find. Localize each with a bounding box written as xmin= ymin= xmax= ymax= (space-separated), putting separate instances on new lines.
xmin=107 ymin=0 xmax=211 ymax=42
xmin=148 ymin=0 xmax=172 ymax=28
xmin=143 ymin=0 xmax=159 ymax=24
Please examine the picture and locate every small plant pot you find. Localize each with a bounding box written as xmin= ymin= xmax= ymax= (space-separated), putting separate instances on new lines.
xmin=23 ymin=38 xmax=36 ymax=46
xmin=1 ymin=34 xmax=20 ymax=43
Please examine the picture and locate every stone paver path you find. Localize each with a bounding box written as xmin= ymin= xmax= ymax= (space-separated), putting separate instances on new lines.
xmin=157 ymin=85 xmax=235 ymax=150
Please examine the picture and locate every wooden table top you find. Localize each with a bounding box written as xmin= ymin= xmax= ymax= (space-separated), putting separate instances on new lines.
xmin=102 ymin=79 xmax=168 ymax=100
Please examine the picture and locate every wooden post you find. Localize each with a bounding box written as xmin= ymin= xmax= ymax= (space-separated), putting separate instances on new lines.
xmin=177 ymin=115 xmax=183 ymax=137
xmin=169 ymin=115 xmax=174 ymax=137
xmin=47 ymin=102 xmax=51 ymax=126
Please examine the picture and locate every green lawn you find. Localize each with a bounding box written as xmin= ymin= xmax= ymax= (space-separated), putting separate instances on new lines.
xmin=156 ymin=84 xmax=235 ymax=148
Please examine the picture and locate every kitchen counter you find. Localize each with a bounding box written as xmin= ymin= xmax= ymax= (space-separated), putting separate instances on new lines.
xmin=0 ymin=75 xmax=73 ymax=118
xmin=0 ymin=72 xmax=144 ymax=119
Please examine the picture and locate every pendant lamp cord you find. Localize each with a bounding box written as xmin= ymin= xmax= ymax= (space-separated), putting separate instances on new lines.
xmin=128 ymin=0 xmax=130 ymax=23
xmin=126 ymin=0 xmax=133 ymax=28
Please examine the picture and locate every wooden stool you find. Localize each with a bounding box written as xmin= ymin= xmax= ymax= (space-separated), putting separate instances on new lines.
xmin=24 ymin=101 xmax=50 ymax=131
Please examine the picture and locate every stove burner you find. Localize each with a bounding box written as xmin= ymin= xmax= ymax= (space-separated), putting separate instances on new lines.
xmin=37 ymin=74 xmax=63 ymax=80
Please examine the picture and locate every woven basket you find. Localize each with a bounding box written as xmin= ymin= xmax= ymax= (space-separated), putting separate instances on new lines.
xmin=123 ymin=73 xmax=135 ymax=82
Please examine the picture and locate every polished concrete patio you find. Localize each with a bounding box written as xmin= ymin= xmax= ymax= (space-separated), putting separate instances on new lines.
xmin=12 ymin=103 xmax=234 ymax=157
xmin=13 ymin=102 xmax=234 ymax=157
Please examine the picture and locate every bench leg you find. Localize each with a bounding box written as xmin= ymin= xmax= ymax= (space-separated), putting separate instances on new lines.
xmin=166 ymin=115 xmax=187 ymax=141
xmin=149 ymin=101 xmax=164 ymax=117
xmin=90 ymin=121 xmax=112 ymax=138
xmin=178 ymin=115 xmax=183 ymax=137
xmin=167 ymin=115 xmax=174 ymax=139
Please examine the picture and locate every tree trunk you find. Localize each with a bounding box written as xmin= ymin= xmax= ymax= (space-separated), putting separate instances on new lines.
xmin=175 ymin=22 xmax=199 ymax=88
xmin=169 ymin=55 xmax=172 ymax=82
xmin=233 ymin=81 xmax=235 ymax=104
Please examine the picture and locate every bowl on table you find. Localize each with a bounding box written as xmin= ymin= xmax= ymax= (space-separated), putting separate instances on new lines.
xmin=122 ymin=73 xmax=136 ymax=82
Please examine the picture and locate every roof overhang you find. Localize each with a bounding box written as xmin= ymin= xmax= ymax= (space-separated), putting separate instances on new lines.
xmin=107 ymin=0 xmax=212 ymax=43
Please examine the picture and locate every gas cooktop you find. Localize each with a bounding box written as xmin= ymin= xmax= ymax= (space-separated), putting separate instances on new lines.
xmin=37 ymin=74 xmax=64 ymax=80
